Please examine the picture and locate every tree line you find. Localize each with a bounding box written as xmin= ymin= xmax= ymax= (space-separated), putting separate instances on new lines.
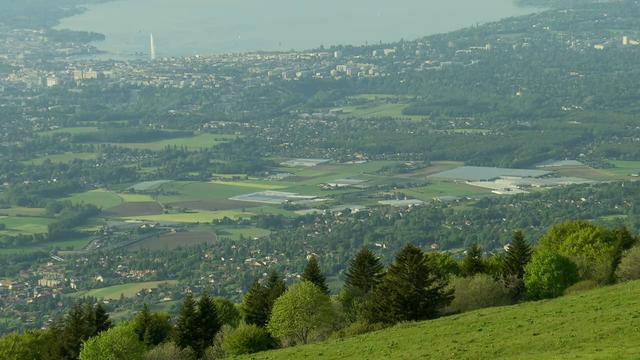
xmin=1 ymin=220 xmax=639 ymax=359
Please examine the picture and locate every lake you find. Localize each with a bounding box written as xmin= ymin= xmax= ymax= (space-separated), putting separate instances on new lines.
xmin=57 ymin=0 xmax=538 ymax=57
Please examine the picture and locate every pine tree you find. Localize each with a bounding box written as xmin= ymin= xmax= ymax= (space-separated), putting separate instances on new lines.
xmin=242 ymin=272 xmax=286 ymax=328
xmin=265 ymin=271 xmax=287 ymax=303
xmin=61 ymin=303 xmax=93 ymax=359
xmin=364 ymin=244 xmax=453 ymax=324
xmin=502 ymin=231 xmax=533 ymax=299
xmin=503 ymin=231 xmax=532 ymax=279
xmin=344 ymin=247 xmax=384 ymax=294
xmin=133 ymin=303 xmax=152 ymax=344
xmin=94 ymin=303 xmax=112 ymax=334
xmin=302 ymin=255 xmax=329 ymax=295
xmin=174 ymin=293 xmax=199 ymax=351
xmin=461 ymin=243 xmax=486 ymax=277
xmin=243 ymin=280 xmax=269 ymax=327
xmin=195 ymin=291 xmax=221 ymax=357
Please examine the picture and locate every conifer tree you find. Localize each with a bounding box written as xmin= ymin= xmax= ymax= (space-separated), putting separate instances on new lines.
xmin=61 ymin=303 xmax=93 ymax=359
xmin=502 ymin=231 xmax=533 ymax=299
xmin=364 ymin=244 xmax=453 ymax=324
xmin=503 ymin=231 xmax=532 ymax=279
xmin=302 ymin=256 xmax=329 ymax=295
xmin=195 ymin=291 xmax=220 ymax=357
xmin=461 ymin=243 xmax=486 ymax=277
xmin=242 ymin=271 xmax=286 ymax=328
xmin=243 ymin=280 xmax=269 ymax=327
xmin=174 ymin=293 xmax=198 ymax=351
xmin=265 ymin=271 xmax=287 ymax=304
xmin=344 ymin=247 xmax=384 ymax=294
xmin=94 ymin=303 xmax=112 ymax=334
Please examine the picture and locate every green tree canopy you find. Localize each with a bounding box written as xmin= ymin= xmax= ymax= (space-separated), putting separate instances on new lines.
xmin=267 ymin=282 xmax=334 ymax=345
xmin=79 ymin=323 xmax=145 ymax=360
xmin=537 ymin=221 xmax=626 ymax=282
xmin=525 ymin=252 xmax=579 ymax=300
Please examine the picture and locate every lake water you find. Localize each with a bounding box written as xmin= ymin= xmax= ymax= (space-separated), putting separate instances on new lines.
xmin=58 ymin=0 xmax=538 ymax=57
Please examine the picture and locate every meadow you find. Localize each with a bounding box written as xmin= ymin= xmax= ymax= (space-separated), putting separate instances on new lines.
xmin=72 ymin=280 xmax=179 ymax=300
xmin=111 ymin=133 xmax=236 ymax=150
xmin=240 ymin=280 xmax=640 ymax=360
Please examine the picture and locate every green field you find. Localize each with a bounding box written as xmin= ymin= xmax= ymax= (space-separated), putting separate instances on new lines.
xmin=23 ymin=152 xmax=98 ymax=165
xmin=0 ymin=207 xmax=46 ymax=217
xmin=124 ymin=210 xmax=253 ymax=223
xmin=606 ymin=160 xmax=640 ymax=177
xmin=339 ymin=103 xmax=425 ymax=121
xmin=0 ymin=237 xmax=92 ymax=255
xmin=73 ymin=280 xmax=178 ymax=300
xmin=156 ymin=181 xmax=259 ymax=203
xmin=403 ymin=181 xmax=490 ymax=201
xmin=114 ymin=133 xmax=236 ymax=150
xmin=64 ymin=189 xmax=124 ymax=209
xmin=0 ymin=216 xmax=54 ymax=235
xmin=214 ymin=226 xmax=271 ymax=240
xmin=39 ymin=127 xmax=99 ymax=136
xmin=241 ymin=281 xmax=640 ymax=360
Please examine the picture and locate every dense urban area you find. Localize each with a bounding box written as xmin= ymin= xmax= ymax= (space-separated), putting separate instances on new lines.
xmin=1 ymin=0 xmax=640 ymax=358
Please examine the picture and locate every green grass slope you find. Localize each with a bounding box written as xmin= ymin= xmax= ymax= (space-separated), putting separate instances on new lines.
xmin=241 ymin=281 xmax=640 ymax=360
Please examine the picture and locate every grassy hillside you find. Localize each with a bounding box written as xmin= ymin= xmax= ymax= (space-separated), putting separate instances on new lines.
xmin=240 ymin=281 xmax=640 ymax=360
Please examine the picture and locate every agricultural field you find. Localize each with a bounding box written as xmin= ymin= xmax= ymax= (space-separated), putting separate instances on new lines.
xmin=126 ymin=231 xmax=217 ymax=251
xmin=0 ymin=207 xmax=46 ymax=217
xmin=72 ymin=280 xmax=178 ymax=300
xmin=0 ymin=216 xmax=54 ymax=236
xmin=123 ymin=209 xmax=253 ymax=223
xmin=23 ymin=152 xmax=98 ymax=165
xmin=64 ymin=189 xmax=124 ymax=209
xmin=402 ymin=181 xmax=490 ymax=200
xmin=0 ymin=237 xmax=92 ymax=256
xmin=39 ymin=126 xmax=99 ymax=136
xmin=605 ymin=160 xmax=640 ymax=177
xmin=111 ymin=133 xmax=236 ymax=150
xmin=241 ymin=281 xmax=640 ymax=360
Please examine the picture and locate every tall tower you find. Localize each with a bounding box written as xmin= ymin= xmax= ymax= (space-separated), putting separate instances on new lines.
xmin=150 ymin=33 xmax=156 ymax=61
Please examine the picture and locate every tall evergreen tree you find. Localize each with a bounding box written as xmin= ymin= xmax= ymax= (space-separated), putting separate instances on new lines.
xmin=195 ymin=291 xmax=221 ymax=357
xmin=265 ymin=271 xmax=287 ymax=303
xmin=94 ymin=303 xmax=112 ymax=334
xmin=243 ymin=280 xmax=269 ymax=327
xmin=503 ymin=231 xmax=533 ymax=280
xmin=242 ymin=271 xmax=286 ymax=328
xmin=302 ymin=256 xmax=329 ymax=295
xmin=61 ymin=303 xmax=93 ymax=359
xmin=461 ymin=243 xmax=486 ymax=277
xmin=344 ymin=247 xmax=384 ymax=294
xmin=174 ymin=293 xmax=199 ymax=351
xmin=364 ymin=244 xmax=453 ymax=324
xmin=502 ymin=231 xmax=533 ymax=299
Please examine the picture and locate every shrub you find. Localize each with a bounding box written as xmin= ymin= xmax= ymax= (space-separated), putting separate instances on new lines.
xmin=616 ymin=246 xmax=640 ymax=282
xmin=144 ymin=342 xmax=194 ymax=360
xmin=525 ymin=252 xmax=579 ymax=300
xmin=222 ymin=324 xmax=275 ymax=355
xmin=331 ymin=322 xmax=388 ymax=340
xmin=564 ymin=280 xmax=599 ymax=296
xmin=447 ymin=274 xmax=512 ymax=313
